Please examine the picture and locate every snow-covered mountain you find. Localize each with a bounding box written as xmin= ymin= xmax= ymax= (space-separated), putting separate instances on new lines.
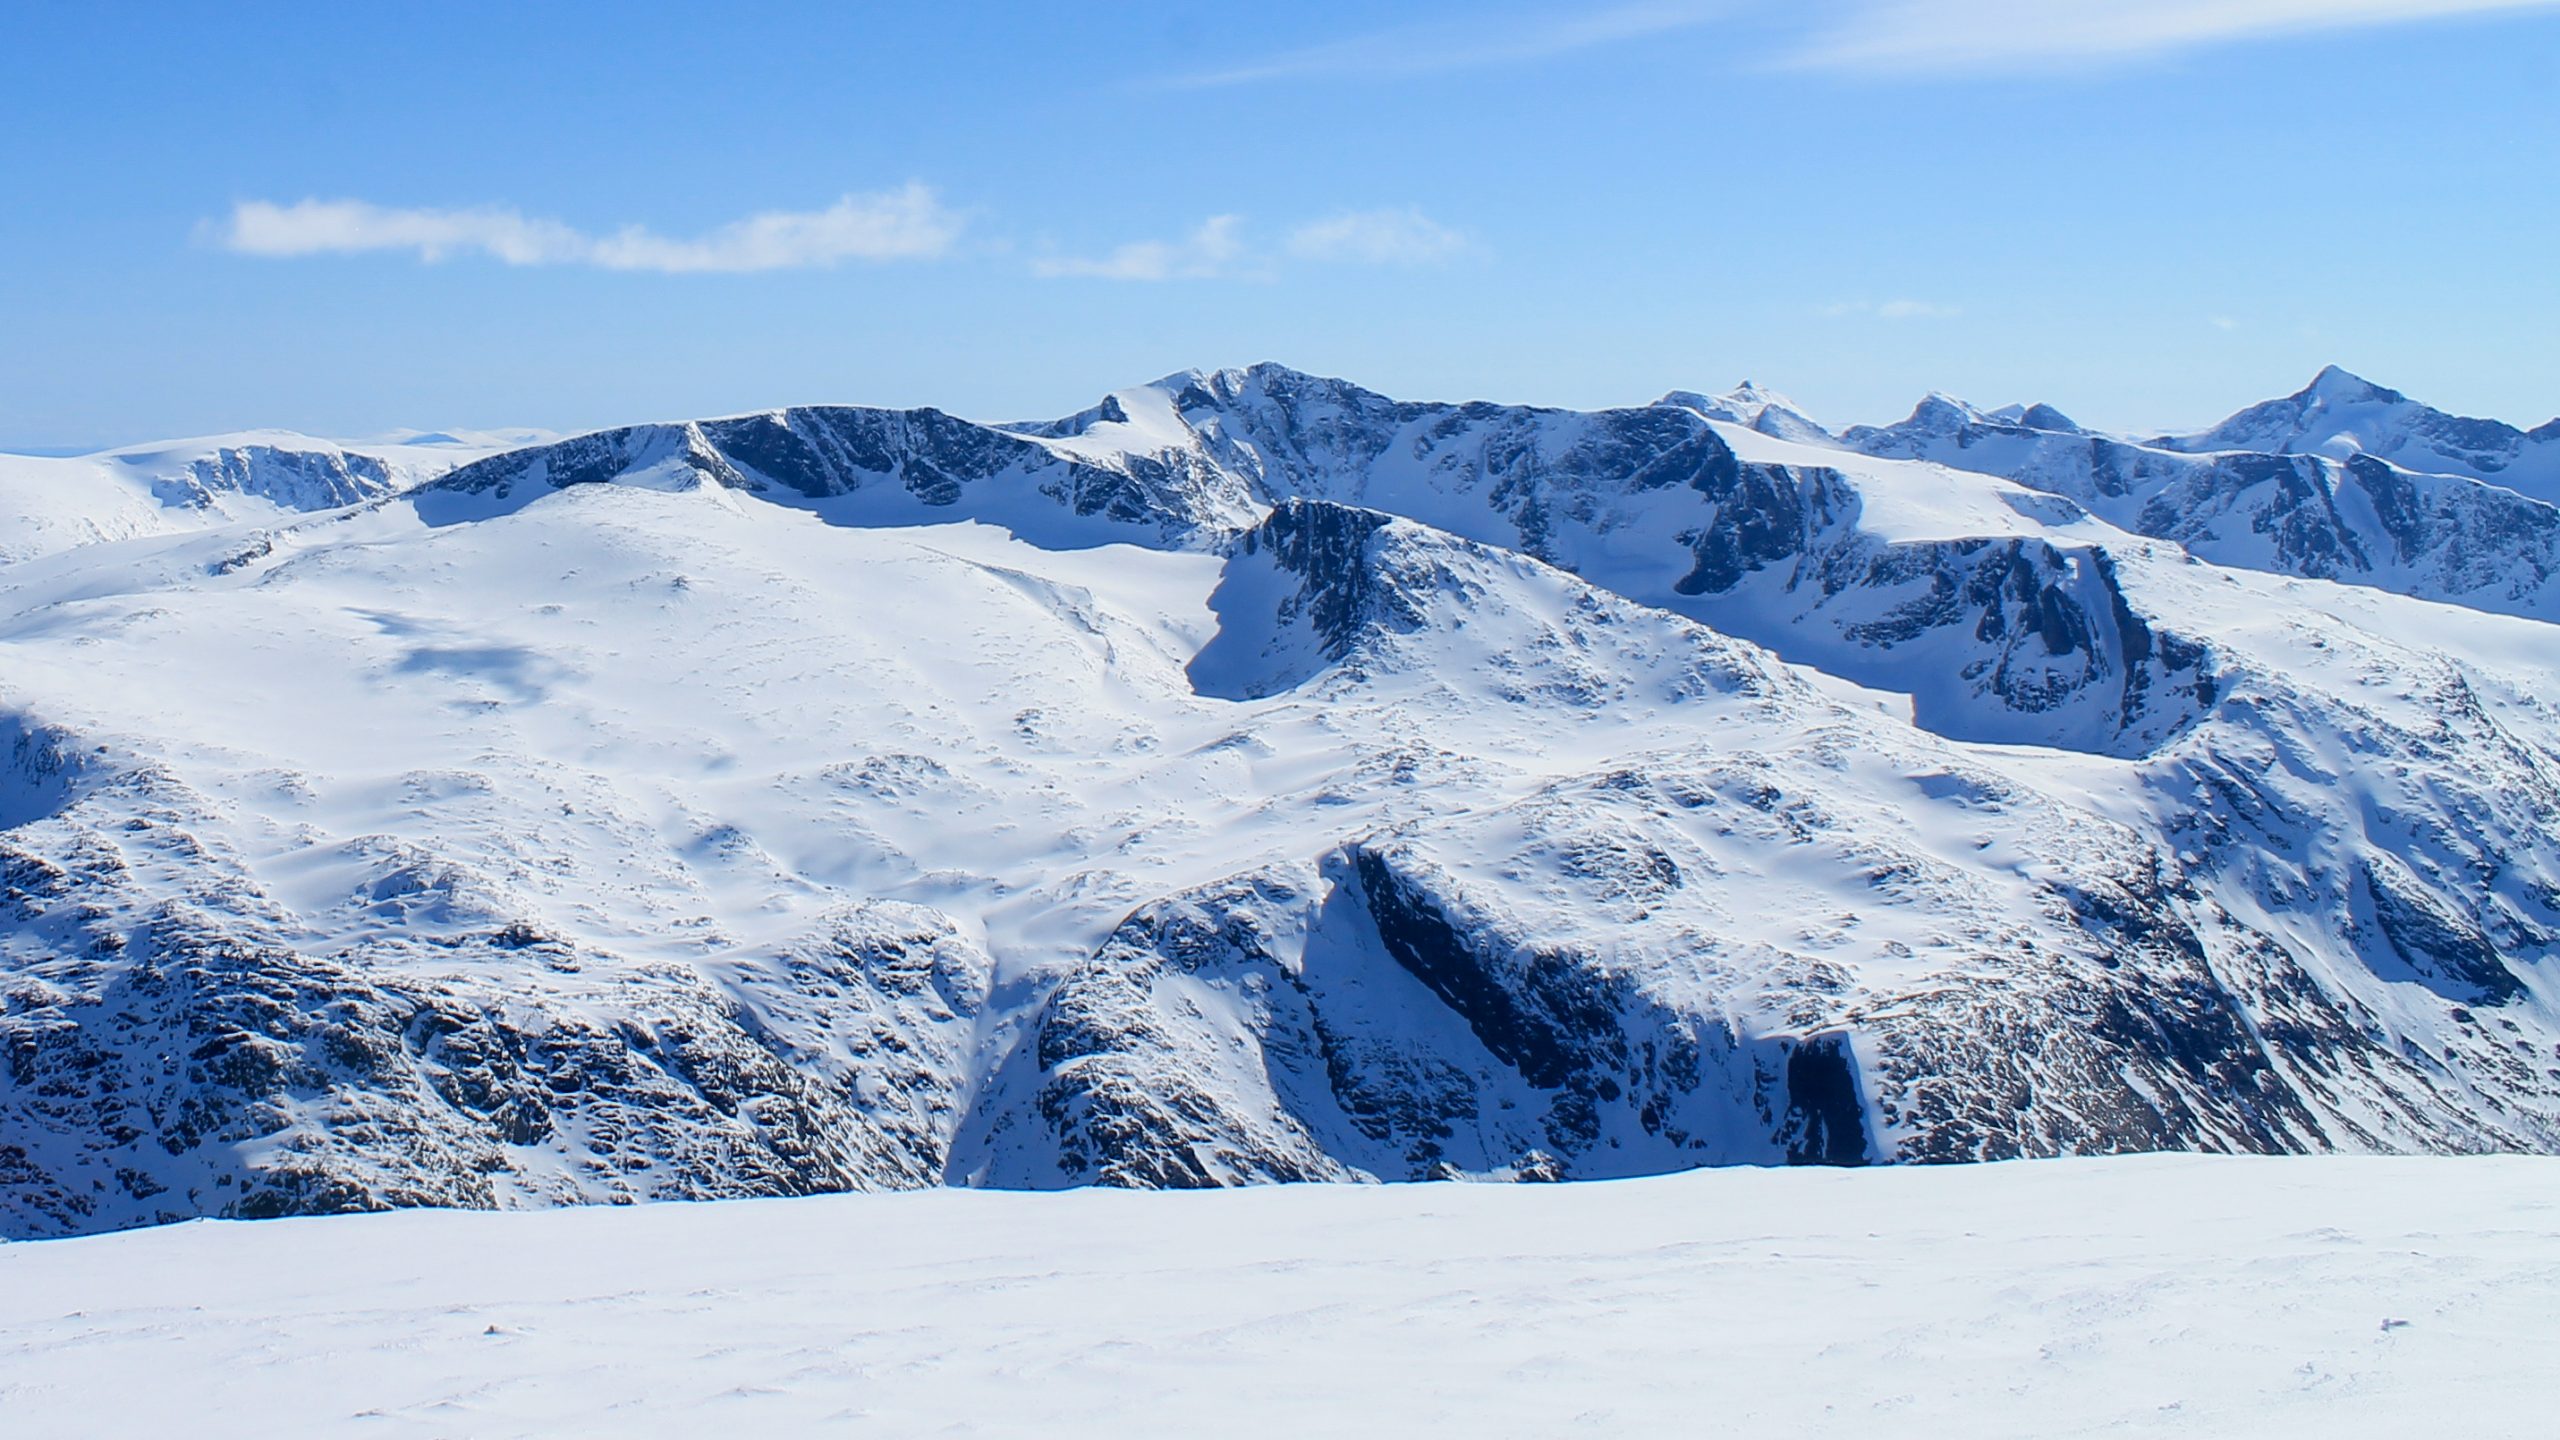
xmin=2154 ymin=365 xmax=2560 ymax=500
xmin=1842 ymin=376 xmax=2560 ymax=622
xmin=1654 ymin=380 xmax=1834 ymax=443
xmin=4 ymin=365 xmax=2558 ymax=1237
xmin=0 ymin=427 xmax=548 ymax=564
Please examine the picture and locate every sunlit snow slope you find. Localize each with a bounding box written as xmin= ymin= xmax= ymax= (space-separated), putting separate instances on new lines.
xmin=4 ymin=366 xmax=2558 ymax=1236
xmin=0 ymin=427 xmax=546 ymax=564
xmin=2 ymin=1156 xmax=2554 ymax=1439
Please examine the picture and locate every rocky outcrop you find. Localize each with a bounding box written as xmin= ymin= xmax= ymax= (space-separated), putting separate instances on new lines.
xmin=0 ymin=750 xmax=995 ymax=1238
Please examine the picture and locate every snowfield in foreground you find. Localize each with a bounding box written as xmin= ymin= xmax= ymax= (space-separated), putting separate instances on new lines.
xmin=3 ymin=1155 xmax=2555 ymax=1438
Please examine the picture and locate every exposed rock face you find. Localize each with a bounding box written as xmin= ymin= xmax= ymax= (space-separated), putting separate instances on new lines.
xmin=426 ymin=406 xmax=1264 ymax=542
xmin=1685 ymin=524 xmax=2219 ymax=755
xmin=155 ymin=444 xmax=402 ymax=512
xmin=974 ymin=731 xmax=2553 ymax=1188
xmin=1 ymin=756 xmax=995 ymax=1236
xmin=1187 ymin=500 xmax=1415 ymax=700
xmin=2 ymin=431 xmax=514 ymax=565
xmin=1153 ymin=369 xmax=2220 ymax=752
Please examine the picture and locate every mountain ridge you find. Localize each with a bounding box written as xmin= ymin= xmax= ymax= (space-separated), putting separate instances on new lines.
xmin=5 ymin=364 xmax=2559 ymax=1237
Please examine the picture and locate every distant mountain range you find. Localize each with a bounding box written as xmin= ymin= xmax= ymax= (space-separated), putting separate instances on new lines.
xmin=4 ymin=365 xmax=2557 ymax=1237
xmin=1842 ymin=369 xmax=2560 ymax=621
xmin=2157 ymin=365 xmax=2560 ymax=492
xmin=0 ymin=428 xmax=550 ymax=564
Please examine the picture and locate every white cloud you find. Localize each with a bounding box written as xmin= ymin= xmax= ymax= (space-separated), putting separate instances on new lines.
xmin=1823 ymin=298 xmax=1961 ymax=320
xmin=1031 ymin=216 xmax=1248 ymax=281
xmin=215 ymin=184 xmax=961 ymax=272
xmin=1033 ymin=209 xmax=1474 ymax=282
xmin=1286 ymin=209 xmax=1472 ymax=265
xmin=1787 ymin=0 xmax=2560 ymax=72
xmin=1169 ymin=1 xmax=1730 ymax=87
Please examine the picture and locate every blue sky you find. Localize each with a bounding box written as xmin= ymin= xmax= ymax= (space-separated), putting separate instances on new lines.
xmin=3 ymin=1 xmax=2556 ymax=448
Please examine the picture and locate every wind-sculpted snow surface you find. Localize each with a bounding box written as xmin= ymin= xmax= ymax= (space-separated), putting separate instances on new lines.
xmin=4 ymin=366 xmax=2559 ymax=1236
xmin=11 ymin=1158 xmax=2559 ymax=1438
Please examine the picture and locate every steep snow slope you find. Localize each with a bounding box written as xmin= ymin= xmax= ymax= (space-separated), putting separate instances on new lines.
xmin=0 ymin=429 xmax=543 ymax=564
xmin=3 ymin=1156 xmax=2555 ymax=1440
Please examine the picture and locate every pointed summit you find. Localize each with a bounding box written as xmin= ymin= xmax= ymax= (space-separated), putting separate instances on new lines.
xmin=2300 ymin=365 xmax=2404 ymax=407
xmin=2150 ymin=369 xmax=2557 ymax=499
xmin=1653 ymin=382 xmax=1831 ymax=444
xmin=2017 ymin=403 xmax=2082 ymax=434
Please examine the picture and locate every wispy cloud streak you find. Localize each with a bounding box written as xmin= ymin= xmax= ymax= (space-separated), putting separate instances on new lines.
xmin=1166 ymin=1 xmax=1729 ymax=87
xmin=1034 ymin=208 xmax=1473 ymax=281
xmin=1288 ymin=209 xmax=1472 ymax=265
xmin=215 ymin=185 xmax=962 ymax=271
xmin=1031 ymin=216 xmax=1248 ymax=281
xmin=1787 ymin=0 xmax=2560 ymax=72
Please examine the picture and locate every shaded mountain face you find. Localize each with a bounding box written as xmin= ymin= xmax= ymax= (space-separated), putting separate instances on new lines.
xmin=5 ymin=365 xmax=2560 ymax=1237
